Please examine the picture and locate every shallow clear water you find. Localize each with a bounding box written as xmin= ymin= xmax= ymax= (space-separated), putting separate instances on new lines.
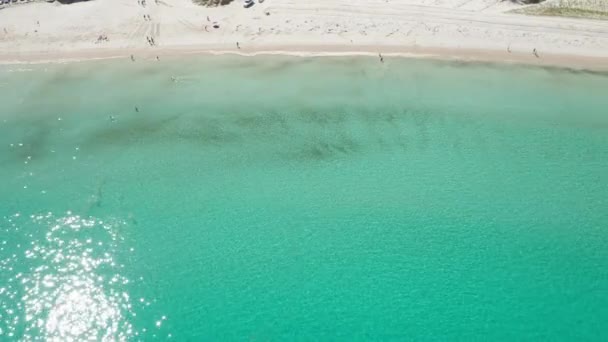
xmin=1 ymin=56 xmax=608 ymax=340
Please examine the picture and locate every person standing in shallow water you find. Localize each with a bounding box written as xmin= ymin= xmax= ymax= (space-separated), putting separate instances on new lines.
xmin=379 ymin=53 xmax=384 ymax=63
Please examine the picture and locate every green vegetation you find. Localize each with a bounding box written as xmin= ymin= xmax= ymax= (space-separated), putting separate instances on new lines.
xmin=513 ymin=0 xmax=546 ymax=4
xmin=511 ymin=0 xmax=608 ymax=20
xmin=193 ymin=0 xmax=234 ymax=6
xmin=514 ymin=6 xmax=608 ymax=19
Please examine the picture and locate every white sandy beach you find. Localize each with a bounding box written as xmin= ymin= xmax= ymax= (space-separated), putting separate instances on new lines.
xmin=0 ymin=0 xmax=607 ymax=68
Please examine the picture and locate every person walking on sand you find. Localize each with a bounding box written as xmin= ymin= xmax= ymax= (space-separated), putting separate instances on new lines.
xmin=236 ymin=42 xmax=240 ymax=49
xmin=130 ymin=54 xmax=135 ymax=62
xmin=533 ymin=48 xmax=539 ymax=58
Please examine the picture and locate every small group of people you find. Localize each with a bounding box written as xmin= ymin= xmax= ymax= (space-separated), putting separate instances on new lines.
xmin=137 ymin=0 xmax=158 ymax=7
xmin=206 ymin=22 xmax=220 ymax=30
xmin=203 ymin=15 xmax=221 ymax=32
xmin=143 ymin=14 xmax=152 ymax=21
xmin=147 ymin=36 xmax=156 ymax=46
xmin=95 ymin=34 xmax=109 ymax=44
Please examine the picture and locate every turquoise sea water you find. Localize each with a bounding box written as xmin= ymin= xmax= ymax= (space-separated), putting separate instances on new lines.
xmin=1 ymin=56 xmax=608 ymax=340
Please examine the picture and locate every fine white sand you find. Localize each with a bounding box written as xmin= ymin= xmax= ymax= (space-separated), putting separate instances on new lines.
xmin=1 ymin=0 xmax=607 ymax=68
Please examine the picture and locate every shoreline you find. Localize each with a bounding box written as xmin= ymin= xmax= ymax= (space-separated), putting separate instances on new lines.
xmin=2 ymin=43 xmax=608 ymax=72
xmin=1 ymin=0 xmax=607 ymax=70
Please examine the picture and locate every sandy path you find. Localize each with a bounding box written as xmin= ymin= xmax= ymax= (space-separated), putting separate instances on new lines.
xmin=0 ymin=0 xmax=607 ymax=68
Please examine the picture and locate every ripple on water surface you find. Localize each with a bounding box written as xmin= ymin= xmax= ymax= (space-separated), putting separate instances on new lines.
xmin=1 ymin=56 xmax=608 ymax=340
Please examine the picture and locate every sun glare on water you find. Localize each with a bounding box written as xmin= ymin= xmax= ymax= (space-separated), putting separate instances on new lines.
xmin=1 ymin=212 xmax=136 ymax=341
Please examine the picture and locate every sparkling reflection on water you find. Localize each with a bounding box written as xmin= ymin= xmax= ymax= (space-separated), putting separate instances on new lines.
xmin=1 ymin=212 xmax=135 ymax=341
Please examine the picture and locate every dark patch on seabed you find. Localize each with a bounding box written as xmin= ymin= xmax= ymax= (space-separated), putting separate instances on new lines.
xmin=82 ymin=112 xmax=185 ymax=148
xmin=290 ymin=136 xmax=361 ymax=161
xmin=0 ymin=103 xmax=501 ymax=166
xmin=436 ymin=58 xmax=608 ymax=76
xmin=536 ymin=64 xmax=608 ymax=76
